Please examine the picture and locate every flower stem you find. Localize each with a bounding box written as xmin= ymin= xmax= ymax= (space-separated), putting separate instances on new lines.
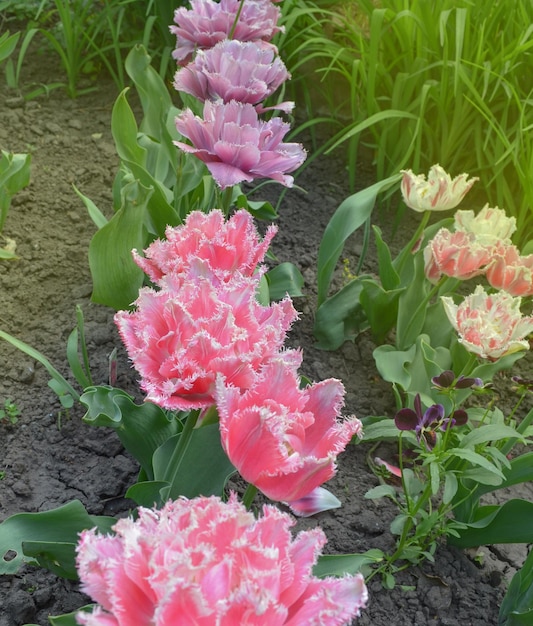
xmin=229 ymin=0 xmax=246 ymax=39
xmin=242 ymin=483 xmax=258 ymax=510
xmin=394 ymin=210 xmax=431 ymax=278
xmin=162 ymin=409 xmax=200 ymax=499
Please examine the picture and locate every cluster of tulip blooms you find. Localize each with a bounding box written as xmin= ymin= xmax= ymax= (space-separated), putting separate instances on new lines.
xmin=401 ymin=165 xmax=533 ymax=361
xmin=73 ymin=1 xmax=368 ymax=624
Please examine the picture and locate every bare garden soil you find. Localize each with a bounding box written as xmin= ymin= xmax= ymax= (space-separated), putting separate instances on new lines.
xmin=0 ymin=51 xmax=531 ymax=626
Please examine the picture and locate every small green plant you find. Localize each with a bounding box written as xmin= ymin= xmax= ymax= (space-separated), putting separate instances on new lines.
xmin=0 ymin=398 xmax=21 ymax=425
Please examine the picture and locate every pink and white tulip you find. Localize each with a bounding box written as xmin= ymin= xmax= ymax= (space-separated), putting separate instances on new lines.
xmin=76 ymin=494 xmax=368 ymax=626
xmin=175 ymin=100 xmax=306 ymax=189
xmin=441 ymin=285 xmax=533 ymax=360
xmin=133 ymin=209 xmax=276 ymax=286
xmin=454 ymin=204 xmax=516 ymax=246
xmin=174 ymin=39 xmax=293 ymax=112
xmin=423 ymin=228 xmax=492 ymax=283
xmin=215 ymin=358 xmax=363 ymax=502
xmin=486 ymin=244 xmax=533 ymax=297
xmin=170 ymin=0 xmax=283 ymax=65
xmin=401 ymin=164 xmax=478 ymax=212
xmin=115 ymin=274 xmax=298 ymax=410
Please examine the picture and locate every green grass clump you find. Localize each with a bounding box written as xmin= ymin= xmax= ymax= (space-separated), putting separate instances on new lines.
xmin=279 ymin=0 xmax=533 ymax=247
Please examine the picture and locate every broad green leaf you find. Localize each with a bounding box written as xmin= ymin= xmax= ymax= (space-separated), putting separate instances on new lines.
xmin=152 ymin=423 xmax=236 ymax=500
xmin=313 ymin=278 xmax=370 ymax=350
xmin=126 ymin=480 xmax=171 ymax=508
xmin=73 ymin=184 xmax=107 ymax=229
xmin=22 ymin=541 xmax=79 ymax=580
xmin=450 ymin=499 xmax=533 ymax=548
xmin=88 ymin=179 xmax=152 ymax=309
xmin=265 ymin=262 xmax=304 ymax=300
xmin=111 ymin=88 xmax=147 ymax=165
xmin=443 ymin=471 xmax=458 ymax=504
xmin=316 ymin=173 xmax=401 ymax=306
xmin=459 ymin=424 xmax=525 ymax=449
xmin=448 ymin=448 xmax=505 ymax=480
xmin=81 ymin=386 xmax=180 ymax=479
xmin=48 ymin=606 xmax=95 ymax=626
xmin=359 ymin=279 xmax=403 ymax=343
xmin=0 ymin=501 xmax=115 ymax=576
xmin=372 ymin=225 xmax=400 ymax=290
xmin=365 ymin=484 xmax=397 ymax=500
xmin=313 ymin=549 xmax=384 ymax=578
xmin=499 ymin=546 xmax=533 ymax=626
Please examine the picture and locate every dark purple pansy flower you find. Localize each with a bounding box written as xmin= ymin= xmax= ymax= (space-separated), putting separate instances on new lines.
xmin=432 ymin=370 xmax=483 ymax=390
xmin=395 ymin=394 xmax=467 ymax=449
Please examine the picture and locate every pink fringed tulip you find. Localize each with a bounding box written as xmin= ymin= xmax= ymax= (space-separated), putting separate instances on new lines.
xmin=454 ymin=204 xmax=516 ymax=246
xmin=401 ymin=164 xmax=478 ymax=212
xmin=133 ymin=209 xmax=276 ymax=286
xmin=441 ymin=285 xmax=533 ymax=360
xmin=423 ymin=229 xmax=492 ymax=283
xmin=170 ymin=0 xmax=283 ymax=65
xmin=115 ymin=274 xmax=298 ymax=410
xmin=174 ymin=39 xmax=293 ymax=112
xmin=76 ymin=494 xmax=368 ymax=626
xmin=174 ymin=100 xmax=306 ymax=189
xmin=486 ymin=244 xmax=533 ymax=297
xmin=215 ymin=358 xmax=363 ymax=502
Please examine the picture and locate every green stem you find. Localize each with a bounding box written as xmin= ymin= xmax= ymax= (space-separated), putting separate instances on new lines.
xmin=219 ymin=186 xmax=235 ymax=218
xmin=394 ymin=210 xmax=431 ymax=278
xmin=242 ymin=483 xmax=258 ymax=510
xmin=229 ymin=0 xmax=246 ymax=39
xmin=162 ymin=409 xmax=200 ymax=495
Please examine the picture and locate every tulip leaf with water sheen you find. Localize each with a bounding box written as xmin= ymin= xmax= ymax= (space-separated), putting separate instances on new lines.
xmin=0 ymin=501 xmax=115 ymax=576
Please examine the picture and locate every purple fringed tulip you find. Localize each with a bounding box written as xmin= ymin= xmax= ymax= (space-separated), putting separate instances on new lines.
xmin=175 ymin=100 xmax=307 ymax=189
xmin=170 ymin=0 xmax=283 ymax=65
xmin=174 ymin=39 xmax=293 ymax=113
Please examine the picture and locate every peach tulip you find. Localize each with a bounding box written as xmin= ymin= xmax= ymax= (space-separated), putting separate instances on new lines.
xmin=76 ymin=494 xmax=368 ymax=626
xmin=441 ymin=285 xmax=533 ymax=360
xmin=486 ymin=244 xmax=533 ymax=297
xmin=400 ymin=164 xmax=478 ymax=212
xmin=215 ymin=358 xmax=363 ymax=502
xmin=423 ymin=228 xmax=492 ymax=283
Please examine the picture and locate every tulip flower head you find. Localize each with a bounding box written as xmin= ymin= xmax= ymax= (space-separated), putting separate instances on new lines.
xmin=132 ymin=209 xmax=277 ymax=286
xmin=423 ymin=228 xmax=492 ymax=283
xmin=215 ymin=358 xmax=363 ymax=502
xmin=401 ymin=164 xmax=478 ymax=212
xmin=174 ymin=39 xmax=293 ymax=112
xmin=441 ymin=285 xmax=533 ymax=360
xmin=170 ymin=0 xmax=283 ymax=65
xmin=175 ymin=100 xmax=306 ymax=189
xmin=76 ymin=494 xmax=368 ymax=625
xmin=115 ymin=274 xmax=298 ymax=410
xmin=454 ymin=204 xmax=516 ymax=247
xmin=485 ymin=243 xmax=533 ymax=297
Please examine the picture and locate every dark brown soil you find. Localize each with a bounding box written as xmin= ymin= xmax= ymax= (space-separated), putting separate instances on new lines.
xmin=0 ymin=46 xmax=528 ymax=626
